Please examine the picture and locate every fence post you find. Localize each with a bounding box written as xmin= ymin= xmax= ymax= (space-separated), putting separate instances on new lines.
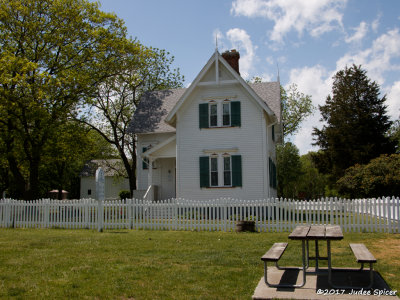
xmin=98 ymin=200 xmax=103 ymax=232
xmin=5 ymin=199 xmax=10 ymax=228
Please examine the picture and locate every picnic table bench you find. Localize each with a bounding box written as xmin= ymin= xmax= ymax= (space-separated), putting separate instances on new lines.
xmin=261 ymin=225 xmax=378 ymax=289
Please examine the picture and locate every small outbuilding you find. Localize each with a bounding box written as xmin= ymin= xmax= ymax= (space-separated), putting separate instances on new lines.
xmin=80 ymin=159 xmax=130 ymax=200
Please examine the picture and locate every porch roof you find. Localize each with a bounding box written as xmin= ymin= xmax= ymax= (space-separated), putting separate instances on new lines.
xmin=142 ymin=135 xmax=176 ymax=159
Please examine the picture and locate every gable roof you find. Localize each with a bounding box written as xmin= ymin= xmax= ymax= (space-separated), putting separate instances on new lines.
xmin=128 ymin=50 xmax=281 ymax=134
xmin=128 ymin=89 xmax=186 ymax=134
xmin=129 ymin=82 xmax=280 ymax=134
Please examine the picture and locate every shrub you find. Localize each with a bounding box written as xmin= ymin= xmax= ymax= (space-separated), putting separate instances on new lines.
xmin=337 ymin=154 xmax=400 ymax=198
xmin=119 ymin=190 xmax=131 ymax=200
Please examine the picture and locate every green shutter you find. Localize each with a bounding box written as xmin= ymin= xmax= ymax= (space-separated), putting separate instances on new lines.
xmin=231 ymin=101 xmax=241 ymax=127
xmin=199 ymin=103 xmax=209 ymax=129
xmin=269 ymin=158 xmax=276 ymax=189
xmin=269 ymin=157 xmax=272 ymax=187
xmin=272 ymin=125 xmax=275 ymax=142
xmin=231 ymin=155 xmax=242 ymax=187
xmin=142 ymin=147 xmax=148 ymax=169
xmin=199 ymin=156 xmax=209 ymax=188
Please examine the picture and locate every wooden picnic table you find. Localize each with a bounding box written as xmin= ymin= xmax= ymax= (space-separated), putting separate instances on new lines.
xmin=263 ymin=225 xmax=376 ymax=289
xmin=289 ymin=225 xmax=343 ymax=273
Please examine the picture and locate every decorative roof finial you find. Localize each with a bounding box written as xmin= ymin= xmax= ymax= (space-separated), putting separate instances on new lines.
xmin=277 ymin=62 xmax=280 ymax=83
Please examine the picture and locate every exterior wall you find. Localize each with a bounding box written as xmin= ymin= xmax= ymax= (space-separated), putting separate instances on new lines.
xmin=80 ymin=176 xmax=130 ymax=200
xmin=265 ymin=112 xmax=278 ymax=198
xmin=176 ymin=83 xmax=274 ymax=201
xmin=136 ymin=132 xmax=175 ymax=192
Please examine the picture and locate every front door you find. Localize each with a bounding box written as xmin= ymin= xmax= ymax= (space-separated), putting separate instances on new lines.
xmin=160 ymin=158 xmax=176 ymax=200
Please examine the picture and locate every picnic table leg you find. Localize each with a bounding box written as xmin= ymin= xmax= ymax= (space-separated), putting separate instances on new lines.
xmin=315 ymin=240 xmax=319 ymax=271
xmin=327 ymin=240 xmax=375 ymax=289
xmin=264 ymin=240 xmax=307 ymax=288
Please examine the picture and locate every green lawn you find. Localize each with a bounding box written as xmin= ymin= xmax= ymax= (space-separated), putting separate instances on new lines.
xmin=0 ymin=229 xmax=399 ymax=299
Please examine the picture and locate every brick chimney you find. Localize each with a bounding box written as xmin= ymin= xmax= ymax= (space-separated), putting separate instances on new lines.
xmin=221 ymin=49 xmax=240 ymax=75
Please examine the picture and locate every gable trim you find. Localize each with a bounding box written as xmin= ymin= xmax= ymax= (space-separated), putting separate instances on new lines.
xmin=165 ymin=50 xmax=278 ymax=126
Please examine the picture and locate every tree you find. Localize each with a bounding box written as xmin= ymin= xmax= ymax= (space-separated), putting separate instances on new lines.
xmin=79 ymin=46 xmax=183 ymax=195
xmin=296 ymin=153 xmax=328 ymax=199
xmin=388 ymin=119 xmax=400 ymax=153
xmin=337 ymin=154 xmax=400 ymax=198
xmin=276 ymin=142 xmax=302 ymax=198
xmin=248 ymin=79 xmax=315 ymax=138
xmin=281 ymin=84 xmax=314 ymax=137
xmin=312 ymin=65 xmax=396 ymax=183
xmin=40 ymin=123 xmax=118 ymax=199
xmin=0 ymin=0 xmax=131 ymax=199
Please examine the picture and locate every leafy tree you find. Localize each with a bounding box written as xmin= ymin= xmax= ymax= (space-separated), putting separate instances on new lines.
xmin=79 ymin=47 xmax=183 ymax=195
xmin=388 ymin=119 xmax=400 ymax=153
xmin=40 ymin=123 xmax=117 ymax=199
xmin=276 ymin=142 xmax=302 ymax=198
xmin=296 ymin=153 xmax=328 ymax=199
xmin=312 ymin=65 xmax=396 ymax=183
xmin=281 ymin=84 xmax=314 ymax=137
xmin=337 ymin=154 xmax=400 ymax=198
xmin=248 ymin=79 xmax=315 ymax=138
xmin=0 ymin=0 xmax=131 ymax=199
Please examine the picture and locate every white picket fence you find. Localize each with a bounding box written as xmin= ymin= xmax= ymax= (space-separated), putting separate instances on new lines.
xmin=0 ymin=197 xmax=399 ymax=233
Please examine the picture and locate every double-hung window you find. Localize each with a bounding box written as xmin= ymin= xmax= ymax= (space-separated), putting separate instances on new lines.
xmin=209 ymin=103 xmax=218 ymax=127
xmin=223 ymin=156 xmax=232 ymax=186
xmin=222 ymin=102 xmax=231 ymax=126
xmin=142 ymin=145 xmax=156 ymax=169
xmin=199 ymin=101 xmax=240 ymax=128
xmin=210 ymin=156 xmax=219 ymax=186
xmin=142 ymin=146 xmax=150 ymax=169
xmin=199 ymin=154 xmax=241 ymax=188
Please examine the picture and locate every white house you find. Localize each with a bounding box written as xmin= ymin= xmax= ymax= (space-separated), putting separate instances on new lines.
xmin=129 ymin=49 xmax=281 ymax=201
xmin=80 ymin=159 xmax=130 ymax=200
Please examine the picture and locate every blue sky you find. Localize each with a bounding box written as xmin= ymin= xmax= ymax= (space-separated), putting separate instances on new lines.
xmin=97 ymin=0 xmax=400 ymax=154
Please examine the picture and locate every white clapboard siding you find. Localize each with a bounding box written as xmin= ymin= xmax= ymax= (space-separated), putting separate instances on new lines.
xmin=0 ymin=197 xmax=399 ymax=233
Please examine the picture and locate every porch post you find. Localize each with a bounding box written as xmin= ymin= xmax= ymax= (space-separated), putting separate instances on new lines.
xmin=148 ymin=157 xmax=153 ymax=188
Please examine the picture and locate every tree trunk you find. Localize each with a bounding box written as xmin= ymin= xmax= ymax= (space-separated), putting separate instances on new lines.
xmin=27 ymin=158 xmax=40 ymax=200
xmin=7 ymin=154 xmax=26 ymax=199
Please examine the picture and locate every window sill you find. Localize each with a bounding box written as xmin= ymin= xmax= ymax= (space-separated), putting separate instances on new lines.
xmin=201 ymin=126 xmax=240 ymax=129
xmin=202 ymin=186 xmax=240 ymax=189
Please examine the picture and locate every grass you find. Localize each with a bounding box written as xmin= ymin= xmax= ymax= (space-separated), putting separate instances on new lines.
xmin=0 ymin=229 xmax=399 ymax=299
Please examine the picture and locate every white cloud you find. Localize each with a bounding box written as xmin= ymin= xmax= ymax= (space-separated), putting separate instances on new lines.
xmin=225 ymin=28 xmax=258 ymax=79
xmin=286 ymin=65 xmax=333 ymax=154
xmin=344 ymin=21 xmax=368 ymax=44
xmin=371 ymin=14 xmax=381 ymax=32
xmin=387 ymin=81 xmax=400 ymax=120
xmin=336 ymin=28 xmax=400 ymax=85
xmin=266 ymin=56 xmax=274 ymax=65
xmin=231 ymin=0 xmax=347 ymax=44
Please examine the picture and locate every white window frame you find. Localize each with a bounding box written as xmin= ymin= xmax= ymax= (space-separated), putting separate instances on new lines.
xmin=223 ymin=155 xmax=232 ymax=186
xmin=207 ymin=100 xmax=232 ymax=127
xmin=209 ymin=103 xmax=218 ymax=127
xmin=209 ymin=154 xmax=232 ymax=187
xmin=142 ymin=144 xmax=156 ymax=169
xmin=222 ymin=102 xmax=231 ymax=127
xmin=210 ymin=155 xmax=219 ymax=187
